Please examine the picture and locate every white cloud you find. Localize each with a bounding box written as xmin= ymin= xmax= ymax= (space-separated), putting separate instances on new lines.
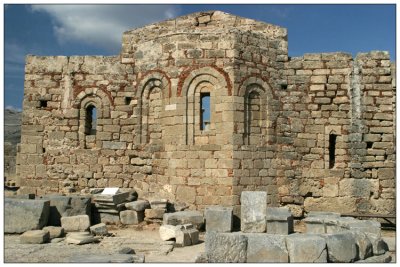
xmin=30 ymin=5 xmax=180 ymax=53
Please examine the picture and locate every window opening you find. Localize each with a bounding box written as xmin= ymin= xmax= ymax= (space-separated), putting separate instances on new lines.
xmin=85 ymin=105 xmax=97 ymax=135
xmin=329 ymin=134 xmax=337 ymax=169
xmin=200 ymin=93 xmax=210 ymax=131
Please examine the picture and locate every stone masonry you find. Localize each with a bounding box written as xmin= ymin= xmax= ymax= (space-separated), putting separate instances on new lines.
xmin=16 ymin=11 xmax=395 ymax=216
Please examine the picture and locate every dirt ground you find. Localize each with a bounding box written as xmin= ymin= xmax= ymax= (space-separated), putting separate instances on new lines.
xmin=4 ymin=221 xmax=396 ymax=263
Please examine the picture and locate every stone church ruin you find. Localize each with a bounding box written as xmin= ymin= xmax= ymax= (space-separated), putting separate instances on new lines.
xmin=16 ymin=11 xmax=395 ymax=217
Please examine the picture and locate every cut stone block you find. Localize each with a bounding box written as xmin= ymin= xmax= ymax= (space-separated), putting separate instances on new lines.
xmin=187 ymin=228 xmax=199 ymax=245
xmin=90 ymin=223 xmax=108 ymax=236
xmin=206 ymin=232 xmax=247 ymax=263
xmin=346 ymin=220 xmax=381 ymax=235
xmin=20 ymin=230 xmax=50 ymax=244
xmin=322 ymin=231 xmax=358 ymax=263
xmin=61 ymin=215 xmax=90 ymax=232
xmin=5 ymin=198 xmax=50 ymax=233
xmin=266 ymin=207 xmax=294 ymax=235
xmin=150 ymin=199 xmax=168 ymax=209
xmin=145 ymin=208 xmax=166 ymax=219
xmin=99 ymin=212 xmax=120 ymax=224
xmin=159 ymin=225 xmax=180 ymax=241
xmin=125 ymin=200 xmax=150 ymax=211
xmin=120 ymin=210 xmax=144 ymax=225
xmin=351 ymin=230 xmax=373 ymax=260
xmin=42 ymin=226 xmax=64 ymax=239
xmin=240 ymin=191 xmax=267 ymax=233
xmin=244 ymin=233 xmax=289 ymax=263
xmin=68 ymin=196 xmax=92 ymax=217
xmin=163 ymin=210 xmax=204 ymax=230
xmin=92 ymin=191 xmax=130 ymax=205
xmin=175 ymin=229 xmax=191 ymax=247
xmin=286 ymin=234 xmax=327 ymax=263
xmin=304 ymin=216 xmax=326 ymax=234
xmin=205 ymin=206 xmax=233 ymax=233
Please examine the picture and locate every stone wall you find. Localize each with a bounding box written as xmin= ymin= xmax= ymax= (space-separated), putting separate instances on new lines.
xmin=16 ymin=11 xmax=395 ymax=215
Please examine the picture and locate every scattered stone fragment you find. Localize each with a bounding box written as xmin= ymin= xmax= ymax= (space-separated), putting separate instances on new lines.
xmin=365 ymin=233 xmax=389 ymax=256
xmin=286 ymin=234 xmax=327 ymax=263
xmin=194 ymin=253 xmax=209 ymax=263
xmin=163 ymin=210 xmax=204 ymax=230
xmin=175 ymin=228 xmax=192 ymax=247
xmin=42 ymin=226 xmax=64 ymax=239
xmin=65 ymin=232 xmax=99 ymax=245
xmin=61 ymin=215 xmax=91 ymax=232
xmin=5 ymin=198 xmax=50 ymax=233
xmin=240 ymin=191 xmax=267 ymax=233
xmin=205 ymin=206 xmax=233 ymax=233
xmin=118 ymin=247 xmax=136 ymax=254
xmin=125 ymin=200 xmax=150 ymax=211
xmin=120 ymin=210 xmax=144 ymax=225
xmin=20 ymin=230 xmax=50 ymax=244
xmin=50 ymin=237 xmax=64 ymax=243
xmin=89 ymin=223 xmax=108 ymax=236
xmin=187 ymin=228 xmax=199 ymax=245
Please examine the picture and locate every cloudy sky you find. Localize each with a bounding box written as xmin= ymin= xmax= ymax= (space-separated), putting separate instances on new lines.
xmin=4 ymin=4 xmax=396 ymax=110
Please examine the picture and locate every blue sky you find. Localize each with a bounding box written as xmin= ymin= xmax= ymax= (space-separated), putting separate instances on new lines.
xmin=4 ymin=4 xmax=396 ymax=110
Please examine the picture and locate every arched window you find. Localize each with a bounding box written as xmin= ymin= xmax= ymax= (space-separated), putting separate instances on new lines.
xmin=244 ymin=85 xmax=265 ymax=145
xmin=85 ymin=105 xmax=97 ymax=136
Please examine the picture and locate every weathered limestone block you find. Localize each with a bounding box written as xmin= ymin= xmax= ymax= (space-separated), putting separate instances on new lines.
xmin=42 ymin=226 xmax=64 ymax=239
xmin=240 ymin=191 xmax=267 ymax=233
xmin=206 ymin=232 xmax=247 ymax=263
xmin=286 ymin=234 xmax=327 ymax=263
xmin=304 ymin=216 xmax=326 ymax=234
xmin=145 ymin=208 xmax=166 ymax=219
xmin=159 ymin=225 xmax=180 ymax=241
xmin=150 ymin=199 xmax=168 ymax=209
xmin=125 ymin=200 xmax=150 ymax=211
xmin=99 ymin=213 xmax=120 ymax=224
xmin=322 ymin=231 xmax=358 ymax=262
xmin=244 ymin=233 xmax=289 ymax=263
xmin=175 ymin=228 xmax=192 ymax=247
xmin=205 ymin=205 xmax=233 ymax=232
xmin=120 ymin=210 xmax=144 ymax=225
xmin=266 ymin=207 xmax=294 ymax=235
xmin=351 ymin=230 xmax=373 ymax=260
xmin=5 ymin=198 xmax=50 ymax=233
xmin=61 ymin=215 xmax=91 ymax=232
xmin=163 ymin=210 xmax=204 ymax=230
xmin=90 ymin=223 xmax=108 ymax=236
xmin=356 ymin=252 xmax=392 ymax=263
xmin=20 ymin=230 xmax=50 ymax=244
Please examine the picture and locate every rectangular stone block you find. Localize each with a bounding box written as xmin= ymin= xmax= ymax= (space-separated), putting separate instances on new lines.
xmin=5 ymin=198 xmax=50 ymax=233
xmin=163 ymin=210 xmax=204 ymax=230
xmin=322 ymin=231 xmax=358 ymax=263
xmin=20 ymin=230 xmax=50 ymax=244
xmin=242 ymin=233 xmax=288 ymax=263
xmin=61 ymin=215 xmax=90 ymax=232
xmin=286 ymin=234 xmax=327 ymax=262
xmin=241 ymin=191 xmax=267 ymax=233
xmin=266 ymin=207 xmax=294 ymax=235
xmin=120 ymin=210 xmax=144 ymax=225
xmin=206 ymin=232 xmax=247 ymax=263
xmin=205 ymin=206 xmax=233 ymax=233
xmin=145 ymin=208 xmax=166 ymax=219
